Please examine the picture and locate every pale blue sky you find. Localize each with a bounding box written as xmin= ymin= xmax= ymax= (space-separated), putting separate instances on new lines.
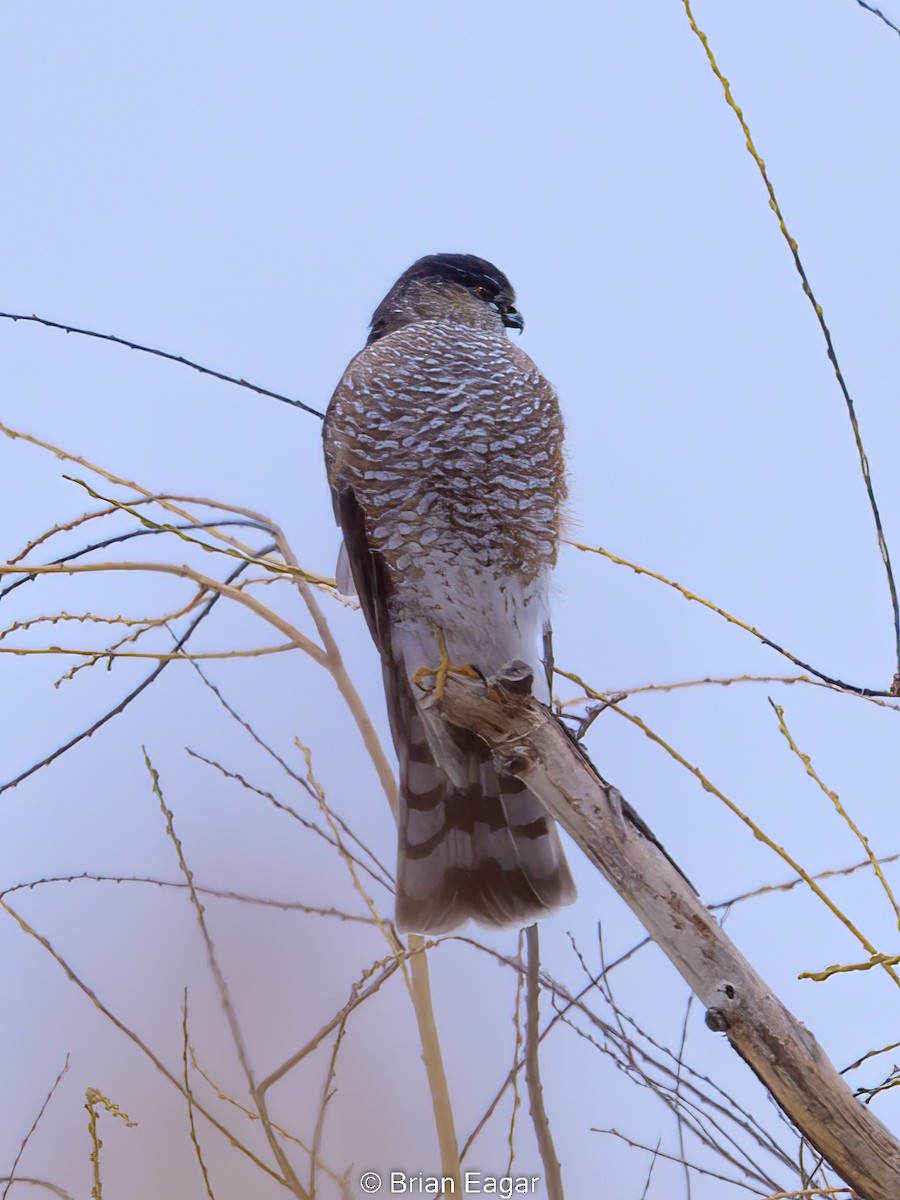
xmin=2 ymin=3 xmax=900 ymax=1197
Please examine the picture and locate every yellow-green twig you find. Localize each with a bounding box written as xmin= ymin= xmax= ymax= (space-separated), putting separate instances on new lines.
xmin=0 ymin=643 xmax=295 ymax=664
xmin=800 ymin=954 xmax=900 ymax=984
xmin=559 ymin=672 xmax=898 ymax=987
xmin=680 ymin=0 xmax=900 ymax=679
xmin=567 ymin=543 xmax=889 ymax=696
xmin=771 ymin=701 xmax=900 ymax=927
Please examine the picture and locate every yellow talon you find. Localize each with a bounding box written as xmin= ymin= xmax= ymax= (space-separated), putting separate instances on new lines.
xmin=412 ymin=627 xmax=479 ymax=701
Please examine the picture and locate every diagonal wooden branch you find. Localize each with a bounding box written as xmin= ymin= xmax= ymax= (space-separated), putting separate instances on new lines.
xmin=435 ymin=669 xmax=900 ymax=1200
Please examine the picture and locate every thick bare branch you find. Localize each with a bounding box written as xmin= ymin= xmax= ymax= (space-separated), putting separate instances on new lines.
xmin=436 ymin=671 xmax=900 ymax=1200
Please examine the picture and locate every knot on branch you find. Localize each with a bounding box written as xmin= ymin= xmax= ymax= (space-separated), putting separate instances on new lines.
xmin=494 ymin=742 xmax=536 ymax=777
xmin=705 ymin=981 xmax=739 ymax=1032
xmin=432 ymin=659 xmax=547 ymax=749
xmin=490 ymin=658 xmax=536 ymax=695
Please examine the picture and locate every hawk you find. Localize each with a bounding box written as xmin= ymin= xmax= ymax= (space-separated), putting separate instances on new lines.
xmin=323 ymin=253 xmax=576 ymax=934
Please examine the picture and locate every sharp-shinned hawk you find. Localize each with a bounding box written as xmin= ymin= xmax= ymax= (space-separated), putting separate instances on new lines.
xmin=323 ymin=253 xmax=576 ymax=934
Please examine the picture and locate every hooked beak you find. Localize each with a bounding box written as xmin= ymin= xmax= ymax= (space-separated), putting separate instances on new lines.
xmin=501 ymin=305 xmax=524 ymax=333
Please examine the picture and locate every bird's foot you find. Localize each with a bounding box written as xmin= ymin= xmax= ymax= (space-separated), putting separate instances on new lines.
xmin=412 ymin=629 xmax=479 ymax=702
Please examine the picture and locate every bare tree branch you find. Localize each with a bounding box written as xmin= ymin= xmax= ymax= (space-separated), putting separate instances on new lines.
xmin=437 ymin=670 xmax=900 ymax=1200
xmin=524 ymin=925 xmax=564 ymax=1200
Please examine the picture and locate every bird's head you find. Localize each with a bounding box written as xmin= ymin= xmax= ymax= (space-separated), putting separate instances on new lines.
xmin=367 ymin=253 xmax=523 ymax=345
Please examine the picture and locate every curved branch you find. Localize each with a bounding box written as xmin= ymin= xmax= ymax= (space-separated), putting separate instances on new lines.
xmin=0 ymin=561 xmax=326 ymax=664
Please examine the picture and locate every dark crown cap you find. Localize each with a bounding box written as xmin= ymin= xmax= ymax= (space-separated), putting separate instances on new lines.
xmin=393 ymin=253 xmax=514 ymax=295
xmin=367 ymin=253 xmax=517 ymax=344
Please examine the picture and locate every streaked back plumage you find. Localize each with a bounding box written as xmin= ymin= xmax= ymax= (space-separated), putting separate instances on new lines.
xmin=323 ymin=253 xmax=576 ymax=934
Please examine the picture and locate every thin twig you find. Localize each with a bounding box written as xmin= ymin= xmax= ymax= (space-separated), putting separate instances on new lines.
xmin=0 ymin=643 xmax=295 ymax=664
xmin=675 ymin=992 xmax=696 ymax=1199
xmin=274 ymin=528 xmax=463 ymax=1180
xmin=0 ymin=310 xmax=323 ymax=417
xmin=1 ymin=1056 xmax=70 ymax=1200
xmin=504 ymin=930 xmax=526 ymax=1176
xmin=638 ymin=1140 xmax=663 ymax=1200
xmin=597 ymin=694 xmax=900 ymax=987
xmin=680 ymin=0 xmax=900 ymax=680
xmin=0 ymin=562 xmax=326 ymax=663
xmin=309 ymin=1015 xmax=348 ymax=1200
xmin=0 ymin=870 xmax=375 ymax=923
xmin=563 ymin=550 xmax=892 ymax=697
xmin=183 ymin=660 xmax=395 ymax=891
xmin=0 ymin=898 xmax=289 ymax=1185
xmin=408 ymin=939 xmax=461 ymax=1188
xmin=84 ymin=1088 xmax=136 ymax=1200
xmin=524 ymin=926 xmax=564 ymax=1200
xmin=256 ymin=957 xmax=404 ymax=1097
xmin=843 ymin=1041 xmax=900 ymax=1075
xmin=0 ymin=545 xmax=274 ymax=794
xmin=182 ymin=991 xmax=217 ymax=1200
xmin=0 ymin=1179 xmax=77 ymax=1199
xmin=0 ymin=520 xmax=270 ymax=604
xmin=594 ymin=1128 xmax=763 ymax=1194
xmin=459 ymin=938 xmax=790 ymax=1180
xmin=852 ymin=0 xmax=900 ymax=38
xmin=713 ymin=853 xmax=900 ymax=909
xmin=144 ymin=752 xmax=309 ymax=1199
xmin=770 ymin=700 xmax=900 ymax=924
xmin=556 ymin=673 xmax=900 ymax=713
xmin=553 ymin=993 xmax=780 ymax=1188
xmin=189 ymin=746 xmax=392 ymax=896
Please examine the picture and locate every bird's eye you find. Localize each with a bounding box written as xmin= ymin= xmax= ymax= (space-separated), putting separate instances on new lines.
xmin=474 ymin=285 xmax=495 ymax=301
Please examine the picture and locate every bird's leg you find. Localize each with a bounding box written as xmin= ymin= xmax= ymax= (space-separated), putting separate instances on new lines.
xmin=412 ymin=625 xmax=479 ymax=702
